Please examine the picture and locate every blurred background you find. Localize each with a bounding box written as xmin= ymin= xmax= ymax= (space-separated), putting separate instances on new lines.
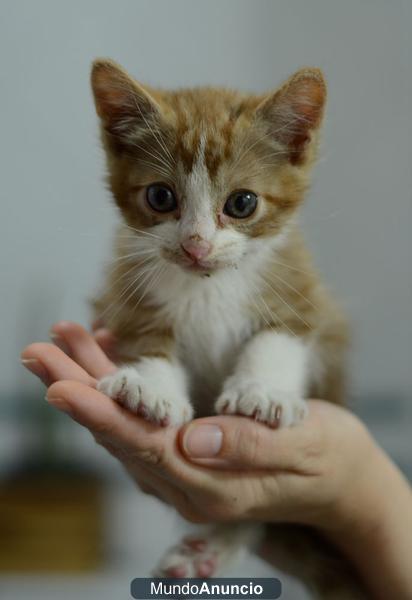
xmin=0 ymin=0 xmax=411 ymax=598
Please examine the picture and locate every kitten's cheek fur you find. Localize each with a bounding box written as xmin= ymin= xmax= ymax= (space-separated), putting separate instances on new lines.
xmin=97 ymin=361 xmax=193 ymax=427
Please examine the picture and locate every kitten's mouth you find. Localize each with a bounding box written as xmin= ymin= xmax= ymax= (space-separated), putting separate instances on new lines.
xmin=163 ymin=249 xmax=233 ymax=274
xmin=176 ymin=254 xmax=219 ymax=274
xmin=182 ymin=260 xmax=215 ymax=274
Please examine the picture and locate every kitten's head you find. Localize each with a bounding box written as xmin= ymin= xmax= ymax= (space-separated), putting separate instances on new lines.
xmin=91 ymin=59 xmax=326 ymax=275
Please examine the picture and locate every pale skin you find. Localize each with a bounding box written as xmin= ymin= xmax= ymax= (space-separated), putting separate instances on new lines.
xmin=21 ymin=321 xmax=412 ymax=600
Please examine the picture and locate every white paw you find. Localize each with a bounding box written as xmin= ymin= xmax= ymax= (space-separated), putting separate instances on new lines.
xmin=153 ymin=536 xmax=221 ymax=578
xmin=215 ymin=376 xmax=308 ymax=428
xmin=98 ymin=362 xmax=193 ymax=427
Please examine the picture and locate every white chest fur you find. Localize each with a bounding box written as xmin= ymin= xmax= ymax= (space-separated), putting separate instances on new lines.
xmin=151 ymin=264 xmax=259 ymax=403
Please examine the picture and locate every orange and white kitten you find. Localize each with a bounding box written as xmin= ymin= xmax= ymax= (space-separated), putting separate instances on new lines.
xmin=91 ymin=60 xmax=360 ymax=598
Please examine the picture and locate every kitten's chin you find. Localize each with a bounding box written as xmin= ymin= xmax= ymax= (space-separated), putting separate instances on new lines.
xmin=178 ymin=261 xmax=220 ymax=276
xmin=162 ymin=249 xmax=239 ymax=275
xmin=174 ymin=257 xmax=236 ymax=276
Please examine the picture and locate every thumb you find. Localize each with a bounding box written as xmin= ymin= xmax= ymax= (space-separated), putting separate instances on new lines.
xmin=180 ymin=414 xmax=316 ymax=471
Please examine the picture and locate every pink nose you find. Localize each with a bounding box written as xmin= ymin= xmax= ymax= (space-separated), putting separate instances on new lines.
xmin=181 ymin=238 xmax=212 ymax=261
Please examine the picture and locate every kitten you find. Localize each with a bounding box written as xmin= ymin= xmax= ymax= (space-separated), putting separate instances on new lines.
xmin=90 ymin=59 xmax=361 ymax=598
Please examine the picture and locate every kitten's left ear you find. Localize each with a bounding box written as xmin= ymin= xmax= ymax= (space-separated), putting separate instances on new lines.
xmin=91 ymin=58 xmax=162 ymax=139
xmin=256 ymin=68 xmax=327 ymax=165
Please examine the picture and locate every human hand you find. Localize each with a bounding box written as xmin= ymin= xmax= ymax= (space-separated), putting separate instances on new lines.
xmin=20 ymin=321 xmax=378 ymax=530
xmin=21 ymin=322 xmax=412 ymax=598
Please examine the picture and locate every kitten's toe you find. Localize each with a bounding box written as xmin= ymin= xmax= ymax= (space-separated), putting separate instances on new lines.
xmin=97 ymin=366 xmax=193 ymax=427
xmin=98 ymin=368 xmax=142 ymax=409
xmin=153 ymin=537 xmax=218 ymax=578
xmin=215 ymin=378 xmax=308 ymax=428
xmin=267 ymin=390 xmax=308 ymax=427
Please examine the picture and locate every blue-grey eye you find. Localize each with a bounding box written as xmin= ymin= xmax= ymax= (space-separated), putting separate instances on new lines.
xmin=146 ymin=184 xmax=177 ymax=213
xmin=223 ymin=190 xmax=258 ymax=219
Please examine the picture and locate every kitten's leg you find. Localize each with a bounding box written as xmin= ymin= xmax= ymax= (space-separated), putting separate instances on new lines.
xmin=98 ymin=357 xmax=193 ymax=426
xmin=153 ymin=523 xmax=262 ymax=578
xmin=216 ymin=330 xmax=309 ymax=428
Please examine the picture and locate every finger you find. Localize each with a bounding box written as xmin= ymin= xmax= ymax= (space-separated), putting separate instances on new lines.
xmin=46 ymin=380 xmax=213 ymax=490
xmin=179 ymin=410 xmax=322 ymax=471
xmin=50 ymin=321 xmax=116 ymax=378
xmin=21 ymin=343 xmax=96 ymax=387
xmin=128 ymin=464 xmax=187 ymax=509
xmin=93 ymin=328 xmax=118 ymax=362
xmin=91 ymin=318 xmax=105 ymax=331
xmin=46 ymin=380 xmax=183 ymax=470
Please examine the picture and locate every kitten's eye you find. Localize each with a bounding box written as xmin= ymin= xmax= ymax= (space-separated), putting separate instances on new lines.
xmin=223 ymin=190 xmax=258 ymax=219
xmin=146 ymin=184 xmax=177 ymax=213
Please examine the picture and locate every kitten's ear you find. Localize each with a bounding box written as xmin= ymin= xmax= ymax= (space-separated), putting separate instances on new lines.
xmin=256 ymin=68 xmax=326 ymax=164
xmin=91 ymin=58 xmax=161 ymax=138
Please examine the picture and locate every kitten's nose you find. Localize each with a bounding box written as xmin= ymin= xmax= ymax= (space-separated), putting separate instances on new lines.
xmin=181 ymin=238 xmax=212 ymax=261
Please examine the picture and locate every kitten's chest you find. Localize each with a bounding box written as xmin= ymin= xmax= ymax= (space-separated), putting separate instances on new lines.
xmin=154 ymin=270 xmax=256 ymax=390
xmin=176 ymin=291 xmax=251 ymax=376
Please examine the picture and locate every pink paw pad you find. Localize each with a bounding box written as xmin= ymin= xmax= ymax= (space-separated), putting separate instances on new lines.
xmin=196 ymin=557 xmax=217 ymax=577
xmin=166 ymin=565 xmax=188 ymax=578
xmin=183 ymin=537 xmax=207 ymax=552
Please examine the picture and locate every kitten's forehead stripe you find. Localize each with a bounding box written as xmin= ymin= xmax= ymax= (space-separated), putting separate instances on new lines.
xmin=170 ymin=90 xmax=239 ymax=179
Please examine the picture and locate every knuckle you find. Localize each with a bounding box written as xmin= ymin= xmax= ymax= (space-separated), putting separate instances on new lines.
xmin=227 ymin=419 xmax=260 ymax=462
xmin=202 ymin=499 xmax=241 ymax=522
xmin=138 ymin=481 xmax=152 ymax=495
xmin=134 ymin=444 xmax=166 ymax=467
xmin=93 ymin=427 xmax=166 ymax=468
xmin=302 ymin=430 xmax=325 ymax=462
xmin=228 ymin=421 xmax=262 ymax=465
xmin=246 ymin=425 xmax=263 ymax=464
xmin=92 ymin=420 xmax=117 ymax=439
xmin=94 ymin=435 xmax=126 ymax=460
xmin=176 ymin=496 xmax=209 ymax=524
xmin=179 ymin=508 xmax=209 ymax=524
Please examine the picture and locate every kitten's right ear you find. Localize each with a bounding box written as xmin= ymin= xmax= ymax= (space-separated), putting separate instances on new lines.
xmin=91 ymin=59 xmax=161 ymax=138
xmin=256 ymin=68 xmax=327 ymax=165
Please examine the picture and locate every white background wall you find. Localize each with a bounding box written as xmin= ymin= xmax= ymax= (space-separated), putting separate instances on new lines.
xmin=0 ymin=2 xmax=411 ymax=598
xmin=1 ymin=0 xmax=411 ymax=405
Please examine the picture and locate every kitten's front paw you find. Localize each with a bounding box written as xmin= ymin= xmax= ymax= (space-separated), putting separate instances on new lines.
xmin=215 ymin=377 xmax=308 ymax=428
xmin=98 ymin=364 xmax=193 ymax=427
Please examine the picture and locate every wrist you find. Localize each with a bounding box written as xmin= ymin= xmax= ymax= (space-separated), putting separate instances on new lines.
xmin=321 ymin=430 xmax=412 ymax=598
xmin=327 ymin=426 xmax=389 ymax=540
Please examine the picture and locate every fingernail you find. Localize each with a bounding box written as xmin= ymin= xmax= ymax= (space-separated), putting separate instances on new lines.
xmin=49 ymin=332 xmax=71 ymax=355
xmin=183 ymin=424 xmax=223 ymax=458
xmin=46 ymin=395 xmax=73 ymax=416
xmin=21 ymin=358 xmax=50 ymax=386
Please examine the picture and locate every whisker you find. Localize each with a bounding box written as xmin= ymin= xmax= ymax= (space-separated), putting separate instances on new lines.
xmin=131 ymin=157 xmax=172 ymax=179
xmin=115 ymin=235 xmax=160 ymax=242
xmin=232 ymin=113 xmax=313 ymax=171
xmin=259 ymin=293 xmax=296 ymax=337
xmin=131 ymin=262 xmax=167 ymax=313
xmin=268 ymin=271 xmax=318 ymax=311
xmin=261 ymin=275 xmax=312 ymax=330
xmin=97 ymin=262 xmax=157 ymax=321
xmin=115 ymin=247 xmax=157 ymax=257
xmin=248 ymin=280 xmax=296 ymax=337
xmin=124 ymin=225 xmax=163 ymax=240
xmin=248 ymin=289 xmax=275 ymax=331
xmin=232 ymin=130 xmax=277 ymax=171
xmin=108 ymin=249 xmax=157 ymax=265
xmin=131 ymin=94 xmax=175 ymax=167
xmin=127 ymin=138 xmax=173 ymax=172
xmin=271 ymin=259 xmax=312 ymax=276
